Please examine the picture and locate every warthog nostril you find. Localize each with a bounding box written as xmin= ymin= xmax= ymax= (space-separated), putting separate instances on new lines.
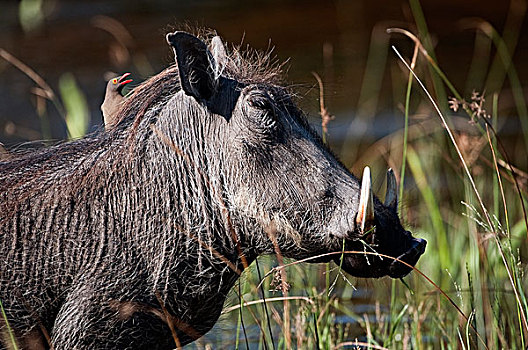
xmin=414 ymin=238 xmax=427 ymax=253
xmin=405 ymin=238 xmax=426 ymax=257
xmin=388 ymin=238 xmax=427 ymax=278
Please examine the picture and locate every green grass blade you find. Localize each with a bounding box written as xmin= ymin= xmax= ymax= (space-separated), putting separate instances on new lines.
xmin=59 ymin=72 xmax=90 ymax=139
xmin=0 ymin=299 xmax=18 ymax=350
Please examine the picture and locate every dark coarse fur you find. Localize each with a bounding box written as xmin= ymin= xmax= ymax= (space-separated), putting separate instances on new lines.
xmin=0 ymin=30 xmax=425 ymax=349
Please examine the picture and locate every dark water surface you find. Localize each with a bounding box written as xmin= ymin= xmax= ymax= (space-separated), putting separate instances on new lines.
xmin=2 ymin=0 xmax=527 ymax=158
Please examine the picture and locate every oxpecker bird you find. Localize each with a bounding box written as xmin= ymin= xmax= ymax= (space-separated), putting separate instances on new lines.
xmin=101 ymin=73 xmax=133 ymax=129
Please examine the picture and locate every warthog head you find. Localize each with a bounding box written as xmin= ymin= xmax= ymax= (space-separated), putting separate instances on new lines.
xmin=163 ymin=31 xmax=426 ymax=279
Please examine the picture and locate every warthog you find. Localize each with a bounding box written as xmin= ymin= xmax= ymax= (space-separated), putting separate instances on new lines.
xmin=0 ymin=31 xmax=426 ymax=349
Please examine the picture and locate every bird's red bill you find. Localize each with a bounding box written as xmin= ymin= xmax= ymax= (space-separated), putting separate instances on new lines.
xmin=117 ymin=73 xmax=133 ymax=87
xmin=118 ymin=72 xmax=131 ymax=82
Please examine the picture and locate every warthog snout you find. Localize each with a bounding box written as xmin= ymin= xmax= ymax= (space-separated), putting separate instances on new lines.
xmin=389 ymin=237 xmax=427 ymax=278
xmin=334 ymin=167 xmax=427 ymax=279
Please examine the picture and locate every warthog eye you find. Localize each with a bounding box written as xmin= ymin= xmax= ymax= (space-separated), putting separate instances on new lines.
xmin=247 ymin=90 xmax=271 ymax=109
xmin=246 ymin=90 xmax=278 ymax=131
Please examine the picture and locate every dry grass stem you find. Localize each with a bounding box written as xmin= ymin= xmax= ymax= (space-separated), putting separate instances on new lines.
xmin=155 ymin=291 xmax=183 ymax=349
xmin=265 ymin=225 xmax=291 ymax=348
xmin=222 ymin=296 xmax=315 ymax=314
xmin=0 ymin=48 xmax=65 ymax=117
xmin=486 ymin=125 xmax=510 ymax=231
xmin=392 ymin=44 xmax=527 ymax=341
xmin=312 ymin=72 xmax=334 ymax=138
xmin=257 ymin=249 xmax=478 ymax=337
xmin=335 ymin=340 xmax=389 ymax=350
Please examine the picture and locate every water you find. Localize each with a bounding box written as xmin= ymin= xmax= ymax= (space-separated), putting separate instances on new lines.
xmin=2 ymin=0 xmax=526 ymax=151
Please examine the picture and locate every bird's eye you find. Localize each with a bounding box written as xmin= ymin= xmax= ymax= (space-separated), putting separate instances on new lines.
xmin=112 ymin=79 xmax=118 ymax=84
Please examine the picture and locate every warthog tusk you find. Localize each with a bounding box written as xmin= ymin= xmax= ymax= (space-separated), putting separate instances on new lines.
xmin=385 ymin=168 xmax=398 ymax=211
xmin=356 ymin=166 xmax=375 ymax=233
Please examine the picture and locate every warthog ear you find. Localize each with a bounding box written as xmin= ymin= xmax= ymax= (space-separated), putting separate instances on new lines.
xmin=166 ymin=31 xmax=217 ymax=101
xmin=210 ymin=36 xmax=227 ymax=79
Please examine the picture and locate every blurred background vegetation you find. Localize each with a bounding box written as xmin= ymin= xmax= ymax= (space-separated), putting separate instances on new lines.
xmin=1 ymin=0 xmax=528 ymax=348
